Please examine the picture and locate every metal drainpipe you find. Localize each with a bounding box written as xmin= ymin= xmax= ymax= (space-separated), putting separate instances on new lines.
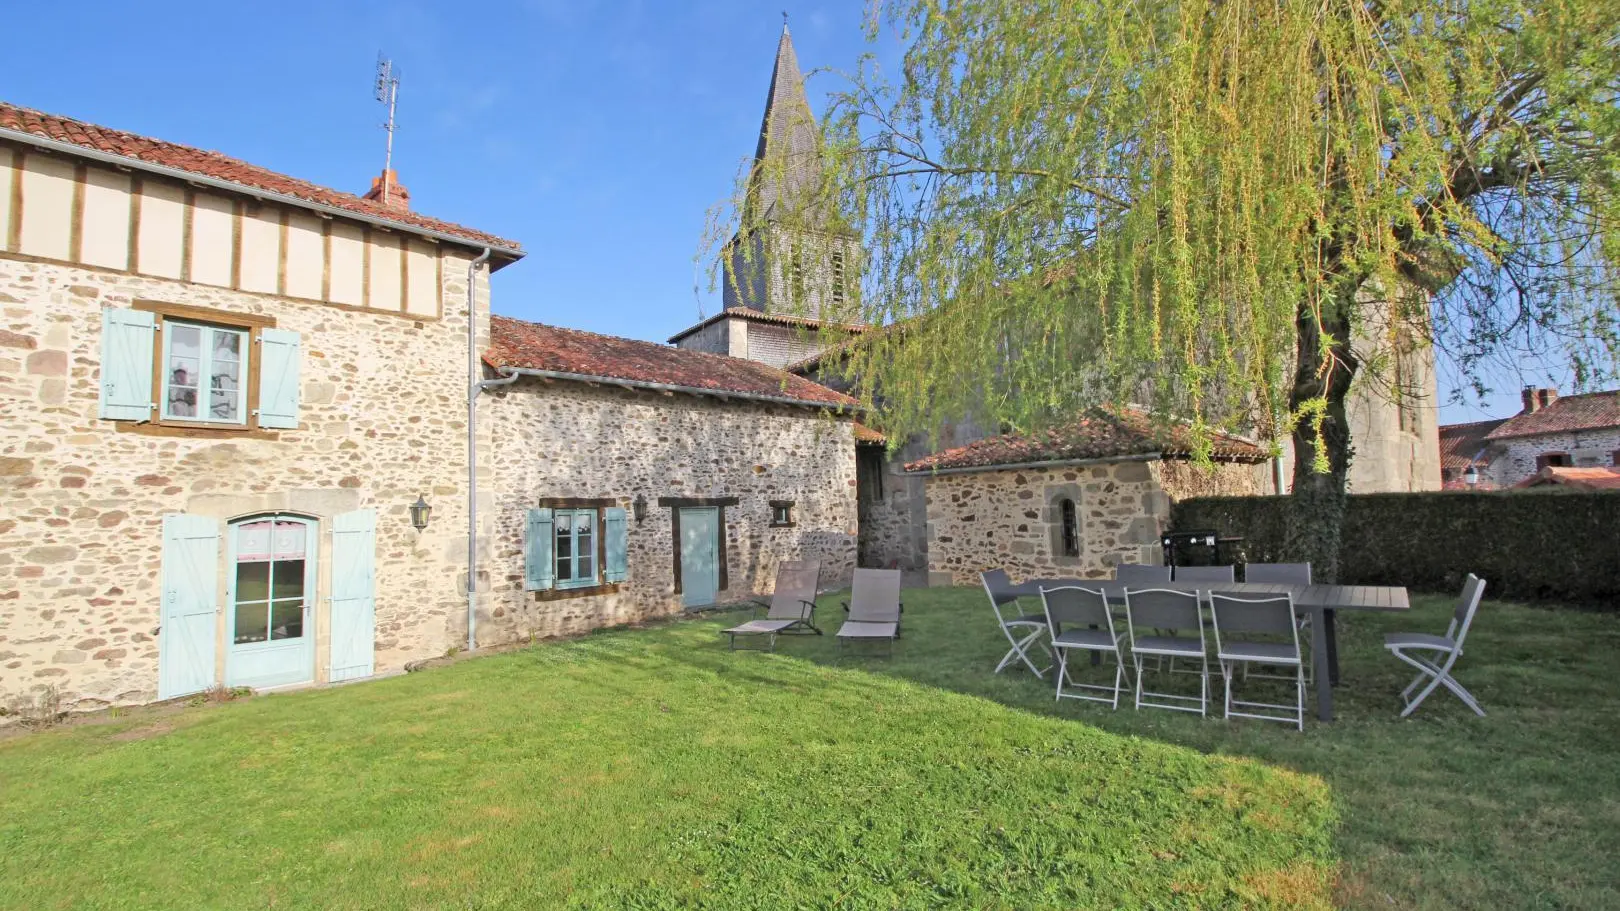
xmin=465 ymin=247 xmax=492 ymax=653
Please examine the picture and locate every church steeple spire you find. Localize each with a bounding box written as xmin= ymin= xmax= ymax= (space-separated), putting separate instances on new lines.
xmin=745 ymin=17 xmax=822 ymax=224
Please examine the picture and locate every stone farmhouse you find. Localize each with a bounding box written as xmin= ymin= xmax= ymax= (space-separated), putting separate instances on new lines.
xmin=0 ymin=82 xmax=860 ymax=714
xmin=1439 ymin=386 xmax=1620 ymax=489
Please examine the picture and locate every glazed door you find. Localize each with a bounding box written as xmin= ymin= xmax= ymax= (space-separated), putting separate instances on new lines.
xmin=679 ymin=508 xmax=719 ymax=608
xmin=225 ymin=515 xmax=316 ymax=689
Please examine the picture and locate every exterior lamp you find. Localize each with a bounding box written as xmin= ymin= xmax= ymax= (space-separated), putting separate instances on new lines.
xmin=409 ymin=496 xmax=432 ymax=531
xmin=633 ymin=493 xmax=648 ymax=523
xmin=1463 ymin=465 xmax=1479 ymax=488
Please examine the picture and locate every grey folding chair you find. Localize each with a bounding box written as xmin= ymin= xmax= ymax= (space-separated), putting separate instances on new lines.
xmin=1210 ymin=592 xmax=1305 ymax=731
xmin=834 ymin=568 xmax=903 ymax=657
xmin=1240 ymin=562 xmax=1313 ymax=682
xmin=1040 ymin=585 xmax=1128 ymax=709
xmin=982 ymin=570 xmax=1049 ymax=677
xmin=1123 ymin=588 xmax=1209 ymax=716
xmin=1114 ymin=563 xmax=1172 ymax=585
xmin=1173 ymin=565 xmax=1236 ymax=584
xmin=1384 ymin=574 xmax=1487 ymax=718
xmin=722 ymin=560 xmax=822 ymax=650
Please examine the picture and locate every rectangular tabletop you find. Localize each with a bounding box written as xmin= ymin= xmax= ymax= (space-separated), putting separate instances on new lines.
xmin=1014 ymin=580 xmax=1409 ymax=613
xmin=1009 ymin=578 xmax=1410 ymax=722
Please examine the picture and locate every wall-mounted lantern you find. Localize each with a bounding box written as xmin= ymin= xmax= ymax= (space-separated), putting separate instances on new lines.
xmin=633 ymin=493 xmax=648 ymax=523
xmin=409 ymin=495 xmax=432 ymax=531
xmin=1463 ymin=465 xmax=1479 ymax=488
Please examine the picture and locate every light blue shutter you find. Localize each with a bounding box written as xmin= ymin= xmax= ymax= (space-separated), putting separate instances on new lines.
xmin=256 ymin=327 xmax=301 ymax=429
xmin=525 ymin=508 xmax=554 ymax=591
xmin=158 ymin=513 xmax=219 ymax=699
xmin=604 ymin=507 xmax=628 ymax=583
xmin=329 ymin=509 xmax=377 ymax=683
xmin=99 ymin=307 xmax=155 ymax=421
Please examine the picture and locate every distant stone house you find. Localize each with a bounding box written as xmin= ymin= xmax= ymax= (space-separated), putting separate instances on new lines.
xmin=0 ymin=101 xmax=523 ymax=712
xmin=480 ymin=316 xmax=858 ymax=639
xmin=903 ymin=410 xmax=1269 ymax=585
xmin=1439 ymin=387 xmax=1620 ymax=489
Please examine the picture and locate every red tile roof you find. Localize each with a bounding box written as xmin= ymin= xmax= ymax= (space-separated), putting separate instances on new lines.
xmin=485 ymin=315 xmax=858 ymax=409
xmin=0 ymin=101 xmax=521 ymax=254
xmin=1514 ymin=466 xmax=1620 ymax=490
xmin=1438 ymin=418 xmax=1506 ymax=473
xmin=667 ymin=307 xmax=867 ymax=343
xmin=1485 ymin=390 xmax=1620 ymax=440
xmin=903 ymin=409 xmax=1268 ymax=473
xmin=853 ymin=422 xmax=886 ymax=444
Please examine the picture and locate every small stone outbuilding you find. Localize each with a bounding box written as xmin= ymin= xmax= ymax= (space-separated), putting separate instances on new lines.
xmin=905 ymin=410 xmax=1270 ymax=584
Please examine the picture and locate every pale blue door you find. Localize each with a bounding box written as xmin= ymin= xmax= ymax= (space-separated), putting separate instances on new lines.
xmin=225 ymin=515 xmax=316 ymax=689
xmin=680 ymin=508 xmax=719 ymax=608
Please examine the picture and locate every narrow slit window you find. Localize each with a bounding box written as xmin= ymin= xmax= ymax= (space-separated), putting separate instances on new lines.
xmin=1059 ymin=499 xmax=1079 ymax=558
xmin=769 ymin=501 xmax=795 ymax=528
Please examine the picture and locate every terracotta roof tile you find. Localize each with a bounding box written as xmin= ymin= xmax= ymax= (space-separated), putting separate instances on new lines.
xmin=485 ymin=315 xmax=858 ymax=409
xmin=1485 ymin=390 xmax=1620 ymax=439
xmin=1438 ymin=418 xmax=1506 ymax=473
xmin=853 ymin=422 xmax=886 ymax=444
xmin=903 ymin=409 xmax=1267 ymax=473
xmin=0 ymin=101 xmax=520 ymax=253
xmin=1514 ymin=466 xmax=1620 ymax=490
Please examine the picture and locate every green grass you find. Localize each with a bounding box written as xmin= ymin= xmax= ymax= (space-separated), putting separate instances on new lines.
xmin=0 ymin=589 xmax=1615 ymax=910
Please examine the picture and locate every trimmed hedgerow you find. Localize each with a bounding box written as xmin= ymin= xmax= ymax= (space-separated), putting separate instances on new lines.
xmin=1173 ymin=491 xmax=1620 ymax=604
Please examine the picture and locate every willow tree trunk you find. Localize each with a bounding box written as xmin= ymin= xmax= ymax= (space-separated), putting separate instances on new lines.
xmin=1286 ymin=294 xmax=1359 ymax=583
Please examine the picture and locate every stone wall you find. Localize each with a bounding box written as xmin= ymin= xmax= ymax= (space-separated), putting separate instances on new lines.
xmin=1483 ymin=429 xmax=1620 ymax=487
xmin=921 ymin=457 xmax=1263 ymax=585
xmin=484 ymin=380 xmax=858 ymax=640
xmin=0 ymin=248 xmax=493 ymax=715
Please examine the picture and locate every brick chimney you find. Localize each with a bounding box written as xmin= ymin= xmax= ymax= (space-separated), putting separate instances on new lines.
xmin=362 ymin=169 xmax=410 ymax=212
xmin=1521 ymin=386 xmax=1559 ymax=414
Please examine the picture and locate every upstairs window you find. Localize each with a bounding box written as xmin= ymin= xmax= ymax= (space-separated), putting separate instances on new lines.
xmin=1537 ymin=452 xmax=1571 ymax=470
xmin=163 ymin=321 xmax=247 ymax=424
xmin=554 ymin=508 xmax=599 ymax=589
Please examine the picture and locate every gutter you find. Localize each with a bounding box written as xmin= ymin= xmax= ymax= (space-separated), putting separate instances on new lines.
xmin=465 ymin=248 xmax=493 ymax=654
xmin=489 ymin=365 xmax=861 ymax=414
xmin=0 ymin=126 xmax=525 ymax=262
xmin=904 ymin=453 xmax=1164 ymax=477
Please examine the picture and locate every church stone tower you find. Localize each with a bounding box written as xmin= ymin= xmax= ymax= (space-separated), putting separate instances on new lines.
xmin=670 ymin=22 xmax=864 ymax=368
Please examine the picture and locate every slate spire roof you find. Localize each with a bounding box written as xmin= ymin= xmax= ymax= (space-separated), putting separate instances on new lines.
xmin=744 ymin=23 xmax=823 ymax=224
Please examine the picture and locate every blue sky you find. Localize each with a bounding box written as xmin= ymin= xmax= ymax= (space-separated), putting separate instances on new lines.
xmin=6 ymin=1 xmax=1558 ymax=424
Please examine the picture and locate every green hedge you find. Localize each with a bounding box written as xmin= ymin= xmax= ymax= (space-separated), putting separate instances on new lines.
xmin=1172 ymin=491 xmax=1620 ymax=605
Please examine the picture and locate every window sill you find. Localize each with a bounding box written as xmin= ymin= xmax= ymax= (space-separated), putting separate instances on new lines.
xmin=768 ymin=522 xmax=796 ymax=529
xmin=534 ymin=582 xmax=623 ymax=602
xmin=115 ymin=420 xmax=281 ymax=441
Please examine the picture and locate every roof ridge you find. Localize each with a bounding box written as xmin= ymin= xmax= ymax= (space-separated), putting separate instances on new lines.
xmin=493 ymin=313 xmax=805 ymax=374
xmin=0 ymin=99 xmax=521 ymax=253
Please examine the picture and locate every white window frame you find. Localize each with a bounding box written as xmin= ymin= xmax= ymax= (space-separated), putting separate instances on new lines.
xmin=554 ymin=508 xmax=600 ymax=590
xmin=160 ymin=318 xmax=250 ymax=425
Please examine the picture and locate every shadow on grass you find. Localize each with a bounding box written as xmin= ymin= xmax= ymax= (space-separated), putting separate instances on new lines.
xmin=662 ymin=586 xmax=1620 ymax=910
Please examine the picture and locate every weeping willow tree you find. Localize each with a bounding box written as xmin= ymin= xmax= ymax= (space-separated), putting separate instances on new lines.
xmin=713 ymin=0 xmax=1620 ymax=580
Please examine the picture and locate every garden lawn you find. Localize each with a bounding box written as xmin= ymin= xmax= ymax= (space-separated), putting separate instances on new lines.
xmin=0 ymin=588 xmax=1613 ymax=910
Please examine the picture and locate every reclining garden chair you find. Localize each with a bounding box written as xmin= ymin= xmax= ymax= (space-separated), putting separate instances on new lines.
xmin=982 ymin=569 xmax=1049 ymax=677
xmin=722 ymin=560 xmax=822 ymax=651
xmin=834 ymin=568 xmax=903 ymax=657
xmin=1385 ymin=574 xmax=1488 ymax=718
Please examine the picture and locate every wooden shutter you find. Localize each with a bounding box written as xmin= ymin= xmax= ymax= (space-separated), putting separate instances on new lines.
xmin=604 ymin=507 xmax=628 ymax=583
xmin=99 ymin=307 xmax=155 ymax=421
xmin=329 ymin=509 xmax=377 ymax=683
xmin=256 ymin=327 xmax=302 ymax=429
xmin=158 ymin=513 xmax=219 ymax=699
xmin=525 ymin=508 xmax=554 ymax=591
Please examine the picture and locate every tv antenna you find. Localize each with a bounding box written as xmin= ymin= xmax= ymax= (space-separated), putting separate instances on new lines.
xmin=374 ymin=53 xmax=401 ymax=204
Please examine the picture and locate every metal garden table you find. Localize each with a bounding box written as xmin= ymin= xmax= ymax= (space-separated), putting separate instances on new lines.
xmin=1013 ymin=579 xmax=1410 ymax=722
